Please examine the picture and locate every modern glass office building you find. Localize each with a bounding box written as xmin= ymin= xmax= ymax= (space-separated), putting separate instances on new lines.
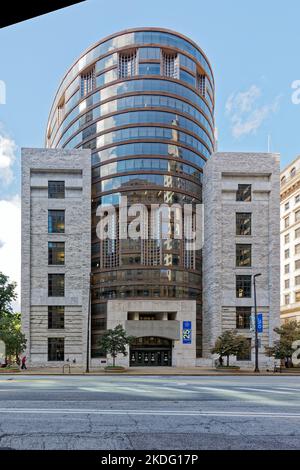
xmin=46 ymin=28 xmax=215 ymax=363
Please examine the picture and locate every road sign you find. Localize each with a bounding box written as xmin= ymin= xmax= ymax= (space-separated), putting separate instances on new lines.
xmin=182 ymin=321 xmax=192 ymax=344
xmin=257 ymin=313 xmax=263 ymax=333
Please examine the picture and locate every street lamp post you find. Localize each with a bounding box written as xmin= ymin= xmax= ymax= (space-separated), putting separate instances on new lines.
xmin=86 ymin=272 xmax=92 ymax=374
xmin=253 ymin=273 xmax=262 ymax=373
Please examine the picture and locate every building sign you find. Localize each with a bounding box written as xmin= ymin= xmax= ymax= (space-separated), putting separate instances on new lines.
xmin=250 ymin=313 xmax=263 ymax=333
xmin=257 ymin=313 xmax=263 ymax=333
xmin=182 ymin=321 xmax=192 ymax=344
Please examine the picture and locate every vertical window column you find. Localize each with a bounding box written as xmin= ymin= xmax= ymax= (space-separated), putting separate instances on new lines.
xmin=161 ymin=50 xmax=179 ymax=79
xmin=80 ymin=67 xmax=96 ymax=96
xmin=197 ymin=74 xmax=206 ymax=98
xmin=118 ymin=50 xmax=138 ymax=78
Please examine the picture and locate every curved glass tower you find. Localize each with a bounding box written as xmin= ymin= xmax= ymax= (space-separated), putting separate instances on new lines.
xmin=46 ymin=28 xmax=215 ymax=360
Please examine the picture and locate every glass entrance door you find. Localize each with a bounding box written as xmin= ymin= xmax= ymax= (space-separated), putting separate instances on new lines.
xmin=129 ymin=337 xmax=172 ymax=367
xmin=130 ymin=349 xmax=171 ymax=366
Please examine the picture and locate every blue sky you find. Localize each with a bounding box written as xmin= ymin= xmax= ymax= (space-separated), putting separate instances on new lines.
xmin=0 ymin=0 xmax=300 ymax=300
xmin=1 ymin=0 xmax=300 ymax=197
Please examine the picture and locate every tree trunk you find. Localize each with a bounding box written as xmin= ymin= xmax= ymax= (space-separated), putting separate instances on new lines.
xmin=227 ymin=355 xmax=229 ymax=367
xmin=113 ymin=355 xmax=115 ymax=367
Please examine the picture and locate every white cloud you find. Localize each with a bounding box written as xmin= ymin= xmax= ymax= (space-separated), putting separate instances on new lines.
xmin=0 ymin=132 xmax=17 ymax=185
xmin=0 ymin=195 xmax=21 ymax=311
xmin=225 ymin=85 xmax=281 ymax=139
xmin=226 ymin=85 xmax=261 ymax=115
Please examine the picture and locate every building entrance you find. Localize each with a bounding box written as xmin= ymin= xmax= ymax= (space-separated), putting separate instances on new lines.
xmin=129 ymin=337 xmax=172 ymax=367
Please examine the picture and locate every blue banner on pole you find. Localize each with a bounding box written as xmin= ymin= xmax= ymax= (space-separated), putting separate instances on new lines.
xmin=257 ymin=313 xmax=263 ymax=333
xmin=182 ymin=321 xmax=192 ymax=344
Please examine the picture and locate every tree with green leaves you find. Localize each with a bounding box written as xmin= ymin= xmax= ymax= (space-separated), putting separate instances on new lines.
xmin=0 ymin=272 xmax=17 ymax=318
xmin=98 ymin=324 xmax=135 ymax=367
xmin=0 ymin=272 xmax=26 ymax=364
xmin=0 ymin=312 xmax=26 ymax=363
xmin=265 ymin=321 xmax=300 ymax=367
xmin=211 ymin=330 xmax=250 ymax=367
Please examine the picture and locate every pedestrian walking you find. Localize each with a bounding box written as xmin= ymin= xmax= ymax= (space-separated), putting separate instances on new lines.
xmin=21 ymin=356 xmax=27 ymax=370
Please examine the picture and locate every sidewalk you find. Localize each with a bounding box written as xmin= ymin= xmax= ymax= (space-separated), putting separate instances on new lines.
xmin=1 ymin=366 xmax=300 ymax=376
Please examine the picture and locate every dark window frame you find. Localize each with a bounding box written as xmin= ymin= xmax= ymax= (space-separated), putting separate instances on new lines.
xmin=236 ymin=184 xmax=251 ymax=202
xmin=236 ymin=212 xmax=252 ymax=236
xmin=48 ymin=241 xmax=65 ymax=265
xmin=48 ymin=274 xmax=65 ymax=297
xmin=48 ymin=210 xmax=65 ymax=234
xmin=236 ymin=275 xmax=252 ymax=298
xmin=237 ymin=338 xmax=252 ymax=361
xmin=236 ymin=244 xmax=252 ymax=267
xmin=48 ymin=306 xmax=64 ymax=329
xmin=91 ymin=317 xmax=106 ymax=330
xmin=48 ymin=337 xmax=64 ymax=361
xmin=284 ymin=264 xmax=290 ymax=274
xmin=48 ymin=181 xmax=65 ymax=199
xmin=236 ymin=307 xmax=251 ymax=329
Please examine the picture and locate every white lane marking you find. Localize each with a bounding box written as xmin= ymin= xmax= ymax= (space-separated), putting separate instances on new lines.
xmin=79 ymin=385 xmax=188 ymax=394
xmin=79 ymin=387 xmax=116 ymax=392
xmin=154 ymin=386 xmax=198 ymax=394
xmin=237 ymin=387 xmax=296 ymax=395
xmin=277 ymin=387 xmax=300 ymax=392
xmin=193 ymin=386 xmax=242 ymax=394
xmin=0 ymin=408 xmax=300 ymax=419
xmin=118 ymin=387 xmax=152 ymax=393
xmin=169 ymin=382 xmax=188 ymax=386
xmin=115 ymin=385 xmax=196 ymax=394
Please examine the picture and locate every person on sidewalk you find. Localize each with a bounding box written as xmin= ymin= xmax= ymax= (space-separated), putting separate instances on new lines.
xmin=21 ymin=356 xmax=27 ymax=370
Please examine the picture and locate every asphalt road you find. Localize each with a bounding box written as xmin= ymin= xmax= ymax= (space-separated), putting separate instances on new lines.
xmin=0 ymin=374 xmax=300 ymax=450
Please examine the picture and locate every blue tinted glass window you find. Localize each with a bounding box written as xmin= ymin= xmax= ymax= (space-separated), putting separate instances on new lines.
xmin=95 ymin=158 xmax=202 ymax=181
xmin=180 ymin=70 xmax=196 ymax=87
xmin=139 ymin=63 xmax=161 ymax=75
xmin=91 ymin=142 xmax=206 ymax=168
xmin=95 ymin=53 xmax=117 ymax=73
xmin=139 ymin=47 xmax=161 ymax=59
xmin=99 ymin=173 xmax=200 ymax=196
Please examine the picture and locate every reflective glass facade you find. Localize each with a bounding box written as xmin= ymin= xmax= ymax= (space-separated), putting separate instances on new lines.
xmin=46 ymin=28 xmax=215 ymax=358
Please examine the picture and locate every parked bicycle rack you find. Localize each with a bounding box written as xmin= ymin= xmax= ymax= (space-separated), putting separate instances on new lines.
xmin=63 ymin=364 xmax=71 ymax=374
